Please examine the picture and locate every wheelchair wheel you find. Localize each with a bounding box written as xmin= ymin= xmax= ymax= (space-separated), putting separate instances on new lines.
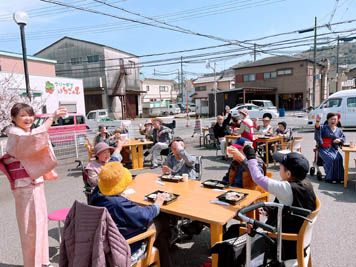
xmin=317 ymin=171 xmax=322 ymax=181
xmin=310 ymin=167 xmax=315 ymax=176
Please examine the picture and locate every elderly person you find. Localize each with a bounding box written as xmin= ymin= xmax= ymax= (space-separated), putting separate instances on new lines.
xmin=275 ymin=121 xmax=293 ymax=142
xmin=235 ymin=108 xmax=254 ymax=141
xmin=94 ymin=125 xmax=110 ymax=145
xmin=144 ymin=118 xmax=172 ymax=169
xmin=213 ymin=114 xmax=231 ymax=159
xmin=121 ymin=122 xmax=129 ymax=135
xmin=108 ymin=127 xmax=122 ymax=146
xmin=255 ymin=113 xmax=273 ymax=135
xmin=162 ymin=137 xmax=197 ymax=180
xmin=315 ymin=112 xmax=345 ymax=183
xmin=85 ymin=141 xmax=124 ymax=187
xmin=139 ymin=120 xmax=153 ymax=141
xmin=90 ymin=162 xmax=173 ymax=267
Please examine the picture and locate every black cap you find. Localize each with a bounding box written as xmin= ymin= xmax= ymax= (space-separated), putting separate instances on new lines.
xmin=169 ymin=136 xmax=184 ymax=147
xmin=273 ymin=152 xmax=309 ymax=180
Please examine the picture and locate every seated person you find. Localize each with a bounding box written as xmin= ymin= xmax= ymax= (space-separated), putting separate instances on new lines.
xmin=121 ymin=122 xmax=129 ymax=135
xmin=255 ymin=114 xmax=273 ymax=135
xmin=162 ymin=137 xmax=197 ymax=180
xmin=315 ymin=112 xmax=345 ymax=183
xmin=139 ymin=120 xmax=154 ymax=141
xmin=144 ymin=118 xmax=172 ymax=169
xmin=213 ymin=114 xmax=231 ymax=159
xmin=85 ymin=141 xmax=124 ymax=187
xmin=223 ymin=138 xmax=264 ymax=188
xmin=90 ymin=162 xmax=173 ymax=267
xmin=94 ymin=125 xmax=110 ymax=145
xmin=108 ymin=127 xmax=121 ymax=146
xmin=230 ymin=116 xmax=241 ymax=135
xmin=275 ymin=121 xmax=293 ymax=142
xmin=236 ymin=108 xmax=254 ymax=141
xmin=229 ymin=146 xmax=316 ymax=261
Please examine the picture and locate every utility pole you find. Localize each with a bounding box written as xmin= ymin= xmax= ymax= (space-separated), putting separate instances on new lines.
xmin=312 ymin=16 xmax=317 ymax=108
xmin=254 ymin=43 xmax=257 ymax=62
xmin=336 ymin=35 xmax=340 ymax=92
xmin=181 ymin=57 xmax=186 ymax=111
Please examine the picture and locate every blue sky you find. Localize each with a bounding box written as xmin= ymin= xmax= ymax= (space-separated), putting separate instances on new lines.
xmin=0 ymin=0 xmax=355 ymax=80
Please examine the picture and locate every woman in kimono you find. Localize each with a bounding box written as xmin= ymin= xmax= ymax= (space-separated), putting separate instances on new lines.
xmin=0 ymin=103 xmax=66 ymax=267
xmin=315 ymin=112 xmax=345 ymax=183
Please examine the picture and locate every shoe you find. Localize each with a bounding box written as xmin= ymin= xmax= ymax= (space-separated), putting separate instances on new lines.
xmin=325 ymin=179 xmax=337 ymax=184
xmin=151 ymin=165 xmax=159 ymax=169
xmin=144 ymin=151 xmax=150 ymax=157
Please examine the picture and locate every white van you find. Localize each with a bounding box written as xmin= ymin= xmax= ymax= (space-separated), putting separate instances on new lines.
xmin=308 ymin=89 xmax=356 ymax=127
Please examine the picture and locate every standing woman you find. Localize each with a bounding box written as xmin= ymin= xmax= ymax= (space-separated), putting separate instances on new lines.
xmin=0 ymin=103 xmax=66 ymax=267
xmin=315 ymin=112 xmax=345 ymax=183
xmin=236 ymin=108 xmax=254 ymax=141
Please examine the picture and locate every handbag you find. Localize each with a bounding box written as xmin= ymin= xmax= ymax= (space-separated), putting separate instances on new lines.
xmin=43 ymin=169 xmax=58 ymax=180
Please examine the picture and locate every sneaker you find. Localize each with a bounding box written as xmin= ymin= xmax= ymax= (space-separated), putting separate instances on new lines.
xmin=144 ymin=151 xmax=150 ymax=157
xmin=151 ymin=165 xmax=159 ymax=169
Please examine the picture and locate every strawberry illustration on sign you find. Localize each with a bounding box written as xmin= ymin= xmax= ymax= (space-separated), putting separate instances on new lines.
xmin=45 ymin=81 xmax=54 ymax=94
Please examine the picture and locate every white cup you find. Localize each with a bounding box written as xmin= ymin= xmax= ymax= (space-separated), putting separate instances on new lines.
xmin=350 ymin=141 xmax=355 ymax=148
xmin=182 ymin=174 xmax=188 ymax=182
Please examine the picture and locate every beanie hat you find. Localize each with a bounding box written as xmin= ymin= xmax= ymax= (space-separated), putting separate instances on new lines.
xmin=98 ymin=162 xmax=132 ymax=196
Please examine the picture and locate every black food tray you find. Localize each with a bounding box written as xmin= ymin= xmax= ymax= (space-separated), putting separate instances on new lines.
xmin=216 ymin=190 xmax=248 ymax=205
xmin=159 ymin=174 xmax=183 ymax=183
xmin=145 ymin=190 xmax=179 ymax=205
xmin=202 ymin=179 xmax=228 ymax=189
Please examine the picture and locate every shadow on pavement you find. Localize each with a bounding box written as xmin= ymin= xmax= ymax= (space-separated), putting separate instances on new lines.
xmin=0 ymin=264 xmax=23 ymax=267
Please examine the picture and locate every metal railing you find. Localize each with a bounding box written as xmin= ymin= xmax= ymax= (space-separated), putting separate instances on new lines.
xmin=50 ymin=130 xmax=88 ymax=160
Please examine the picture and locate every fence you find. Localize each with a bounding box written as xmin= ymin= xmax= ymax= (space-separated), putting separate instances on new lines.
xmin=0 ymin=131 xmax=87 ymax=160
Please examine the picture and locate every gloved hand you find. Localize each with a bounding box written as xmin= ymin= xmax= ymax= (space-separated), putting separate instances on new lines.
xmin=243 ymin=145 xmax=256 ymax=160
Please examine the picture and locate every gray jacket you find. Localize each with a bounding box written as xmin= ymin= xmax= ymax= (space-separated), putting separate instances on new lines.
xmin=151 ymin=125 xmax=171 ymax=144
xmin=164 ymin=148 xmax=196 ymax=179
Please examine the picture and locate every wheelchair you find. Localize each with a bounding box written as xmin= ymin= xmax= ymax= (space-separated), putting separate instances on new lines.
xmin=310 ymin=146 xmax=324 ymax=181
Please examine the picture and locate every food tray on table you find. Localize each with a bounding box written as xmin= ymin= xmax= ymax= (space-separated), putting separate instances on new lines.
xmin=216 ymin=190 xmax=248 ymax=205
xmin=145 ymin=190 xmax=179 ymax=205
xmin=202 ymin=179 xmax=229 ymax=189
xmin=343 ymin=143 xmax=350 ymax=147
xmin=159 ymin=174 xmax=183 ymax=182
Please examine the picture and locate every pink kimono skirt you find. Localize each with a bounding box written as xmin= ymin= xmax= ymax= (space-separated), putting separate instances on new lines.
xmin=12 ymin=182 xmax=49 ymax=267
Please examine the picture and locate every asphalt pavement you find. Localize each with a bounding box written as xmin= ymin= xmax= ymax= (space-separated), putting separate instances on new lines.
xmin=1 ymin=112 xmax=356 ymax=267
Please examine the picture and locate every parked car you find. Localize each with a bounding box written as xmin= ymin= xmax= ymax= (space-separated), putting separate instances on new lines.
xmin=33 ymin=113 xmax=87 ymax=145
xmin=249 ymin=100 xmax=278 ymax=113
xmin=308 ymin=89 xmax=356 ymax=127
xmin=161 ymin=104 xmax=181 ymax=116
xmin=86 ymin=109 xmax=131 ymax=130
xmin=230 ymin=104 xmax=279 ymax=119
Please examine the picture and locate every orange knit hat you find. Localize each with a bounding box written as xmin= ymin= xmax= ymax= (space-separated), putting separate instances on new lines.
xmin=98 ymin=162 xmax=132 ymax=196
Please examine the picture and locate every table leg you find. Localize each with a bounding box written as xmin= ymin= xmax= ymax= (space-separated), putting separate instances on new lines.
xmin=225 ymin=137 xmax=229 ymax=157
xmin=266 ymin=142 xmax=269 ymax=168
xmin=210 ymin=224 xmax=223 ymax=267
xmin=131 ymin=145 xmax=139 ymax=169
xmin=137 ymin=144 xmax=144 ymax=169
xmin=344 ymin=151 xmax=349 ymax=188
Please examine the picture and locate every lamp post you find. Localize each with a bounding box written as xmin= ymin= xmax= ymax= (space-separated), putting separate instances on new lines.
xmin=13 ymin=11 xmax=31 ymax=100
xmin=336 ymin=35 xmax=356 ymax=91
xmin=206 ymin=60 xmax=217 ymax=118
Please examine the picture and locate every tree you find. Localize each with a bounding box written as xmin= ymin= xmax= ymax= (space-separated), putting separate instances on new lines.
xmin=0 ymin=73 xmax=46 ymax=134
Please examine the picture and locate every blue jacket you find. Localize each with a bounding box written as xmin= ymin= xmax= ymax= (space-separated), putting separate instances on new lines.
xmin=90 ymin=187 xmax=159 ymax=253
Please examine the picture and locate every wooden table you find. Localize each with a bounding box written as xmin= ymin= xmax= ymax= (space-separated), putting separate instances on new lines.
xmin=342 ymin=146 xmax=356 ymax=188
xmin=225 ymin=135 xmax=241 ymax=156
xmin=255 ymin=135 xmax=284 ymax=168
xmin=123 ymin=173 xmax=261 ymax=267
xmin=123 ymin=139 xmax=153 ymax=170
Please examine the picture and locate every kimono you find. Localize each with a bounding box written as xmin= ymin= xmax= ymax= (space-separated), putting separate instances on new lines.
xmin=0 ymin=125 xmax=57 ymax=267
xmin=315 ymin=125 xmax=345 ymax=181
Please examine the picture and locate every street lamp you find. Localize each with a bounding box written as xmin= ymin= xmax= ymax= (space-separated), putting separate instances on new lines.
xmin=13 ymin=11 xmax=31 ymax=100
xmin=336 ymin=35 xmax=356 ymax=91
xmin=206 ymin=60 xmax=217 ymax=118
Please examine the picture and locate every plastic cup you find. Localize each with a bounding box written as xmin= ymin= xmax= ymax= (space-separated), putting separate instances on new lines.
xmin=182 ymin=174 xmax=188 ymax=182
xmin=350 ymin=141 xmax=355 ymax=148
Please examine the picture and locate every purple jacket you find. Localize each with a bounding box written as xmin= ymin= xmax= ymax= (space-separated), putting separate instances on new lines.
xmin=60 ymin=201 xmax=131 ymax=267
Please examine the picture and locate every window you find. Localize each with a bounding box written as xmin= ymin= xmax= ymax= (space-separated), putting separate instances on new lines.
xmin=277 ymin=69 xmax=293 ymax=76
xmin=71 ymin=57 xmax=82 ymax=65
xmin=128 ymin=60 xmax=135 ymax=74
xmin=87 ymin=55 xmax=99 ymax=63
xmin=243 ymin=74 xmax=256 ymax=82
xmin=271 ymin=72 xmax=277 ymax=78
xmin=347 ymin=97 xmax=356 ymax=108
xmin=146 ymin=85 xmax=150 ymax=92
xmin=264 ymin=72 xmax=271 ymax=79
xmin=119 ymin=58 xmax=124 ymax=66
xmin=159 ymin=86 xmax=168 ymax=92
xmin=76 ymin=116 xmax=85 ymax=124
xmin=87 ymin=112 xmax=96 ymax=119
xmin=195 ymin=86 xmax=207 ymax=91
xmin=62 ymin=116 xmax=75 ymax=126
xmin=321 ymin=98 xmax=342 ymax=108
